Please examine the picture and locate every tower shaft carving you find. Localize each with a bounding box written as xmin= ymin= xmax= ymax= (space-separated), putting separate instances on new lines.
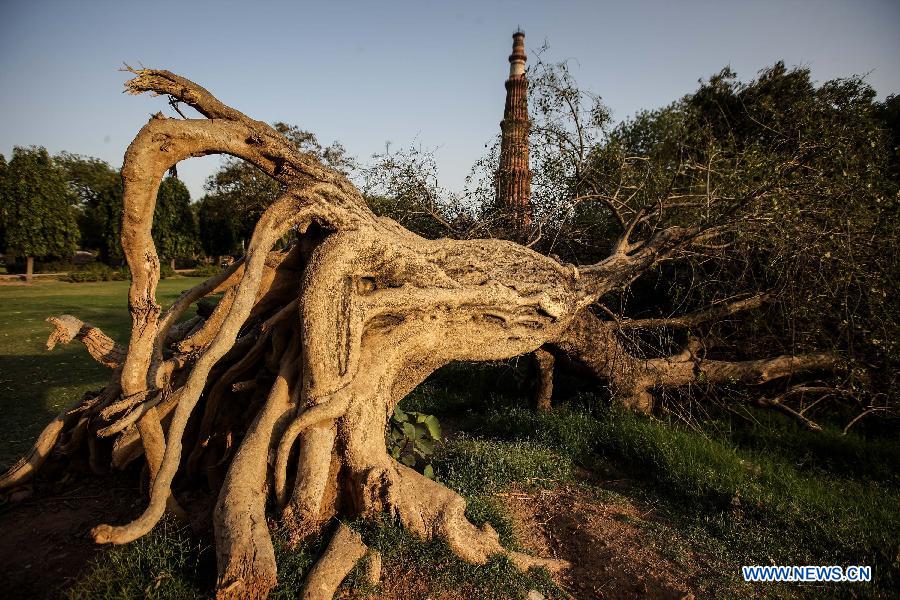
xmin=496 ymin=30 xmax=532 ymax=237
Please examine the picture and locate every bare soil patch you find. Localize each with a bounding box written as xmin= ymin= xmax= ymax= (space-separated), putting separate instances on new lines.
xmin=0 ymin=474 xmax=141 ymax=598
xmin=500 ymin=484 xmax=699 ymax=599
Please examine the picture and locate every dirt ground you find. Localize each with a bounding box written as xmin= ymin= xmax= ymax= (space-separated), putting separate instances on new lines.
xmin=500 ymin=484 xmax=700 ymax=600
xmin=0 ymin=474 xmax=707 ymax=599
xmin=0 ymin=474 xmax=142 ymax=598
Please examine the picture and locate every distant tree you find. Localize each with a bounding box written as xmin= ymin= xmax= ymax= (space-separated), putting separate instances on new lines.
xmin=361 ymin=144 xmax=468 ymax=239
xmin=152 ymin=175 xmax=198 ymax=270
xmin=204 ymin=122 xmax=354 ymax=248
xmin=55 ymin=153 xmax=124 ymax=264
xmin=197 ymin=192 xmax=241 ymax=259
xmin=0 ymin=153 xmax=7 ymax=252
xmin=1 ymin=147 xmax=79 ymax=279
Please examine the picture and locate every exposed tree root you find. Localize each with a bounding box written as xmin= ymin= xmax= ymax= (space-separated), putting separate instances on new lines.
xmin=532 ymin=349 xmax=555 ymax=412
xmin=0 ymin=409 xmax=67 ymax=489
xmin=300 ymin=523 xmax=368 ymax=600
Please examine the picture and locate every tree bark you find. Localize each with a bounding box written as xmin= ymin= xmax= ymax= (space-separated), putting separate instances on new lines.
xmin=547 ymin=309 xmax=837 ymax=414
xmin=532 ymin=349 xmax=555 ymax=412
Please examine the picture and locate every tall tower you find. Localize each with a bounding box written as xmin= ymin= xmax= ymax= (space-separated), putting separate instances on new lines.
xmin=495 ymin=29 xmax=532 ymax=238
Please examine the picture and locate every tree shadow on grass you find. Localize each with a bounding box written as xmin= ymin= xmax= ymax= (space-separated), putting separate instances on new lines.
xmin=0 ymin=351 xmax=109 ymax=469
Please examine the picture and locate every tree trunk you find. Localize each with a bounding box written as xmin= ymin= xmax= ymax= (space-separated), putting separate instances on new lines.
xmin=25 ymin=256 xmax=34 ymax=282
xmin=0 ymin=69 xmax=838 ymax=597
xmin=547 ymin=309 xmax=837 ymax=414
xmin=532 ymin=349 xmax=555 ymax=412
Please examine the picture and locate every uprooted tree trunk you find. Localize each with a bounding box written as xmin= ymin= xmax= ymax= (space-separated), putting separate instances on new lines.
xmin=544 ymin=296 xmax=838 ymax=420
xmin=0 ymin=70 xmax=839 ymax=598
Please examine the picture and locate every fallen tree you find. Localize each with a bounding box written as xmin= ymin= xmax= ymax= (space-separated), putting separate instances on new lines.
xmin=0 ymin=69 xmax=848 ymax=597
xmin=542 ymin=301 xmax=838 ymax=424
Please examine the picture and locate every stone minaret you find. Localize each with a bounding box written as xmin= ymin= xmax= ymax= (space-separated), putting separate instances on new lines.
xmin=496 ymin=30 xmax=532 ymax=238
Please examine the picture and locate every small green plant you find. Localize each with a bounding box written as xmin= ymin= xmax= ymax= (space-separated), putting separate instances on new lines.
xmin=388 ymin=407 xmax=441 ymax=478
xmin=159 ymin=263 xmax=177 ymax=279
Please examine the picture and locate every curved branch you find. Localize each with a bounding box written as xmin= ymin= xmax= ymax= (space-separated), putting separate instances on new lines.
xmin=46 ymin=315 xmax=125 ymax=369
xmin=614 ymin=294 xmax=770 ymax=330
xmin=0 ymin=410 xmax=67 ymax=490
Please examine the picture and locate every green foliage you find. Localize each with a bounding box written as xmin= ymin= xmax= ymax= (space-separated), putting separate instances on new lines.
xmin=347 ymin=518 xmax=564 ymax=599
xmin=3 ymin=257 xmax=72 ymax=274
xmin=1 ymin=146 xmax=79 ymax=260
xmin=186 ymin=263 xmax=224 ymax=278
xmin=0 ymin=153 xmax=7 ymax=251
xmin=65 ymin=262 xmax=129 ymax=282
xmin=200 ymin=123 xmax=353 ymax=252
xmin=196 ymin=193 xmax=241 ymax=258
xmin=598 ymin=64 xmax=898 ymax=398
xmin=56 ymin=152 xmax=124 ymax=264
xmin=596 ymin=410 xmax=899 ymax=585
xmin=434 ymin=436 xmax=572 ymax=496
xmin=467 ymin=395 xmax=900 ymax=592
xmin=152 ymin=176 xmax=198 ymax=262
xmin=159 ymin=262 xmax=177 ymax=279
xmin=388 ymin=406 xmax=442 ymax=477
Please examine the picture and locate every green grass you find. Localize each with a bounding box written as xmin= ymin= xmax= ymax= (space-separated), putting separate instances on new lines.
xmin=461 ymin=399 xmax=900 ymax=596
xmin=344 ymin=518 xmax=564 ymax=599
xmin=0 ymin=277 xmax=206 ymax=467
xmin=67 ymin=518 xmax=211 ymax=600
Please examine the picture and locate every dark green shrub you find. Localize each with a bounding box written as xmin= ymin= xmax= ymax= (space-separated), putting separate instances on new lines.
xmin=159 ymin=263 xmax=177 ymax=279
xmin=64 ymin=263 xmax=129 ymax=282
xmin=187 ymin=264 xmax=223 ymax=278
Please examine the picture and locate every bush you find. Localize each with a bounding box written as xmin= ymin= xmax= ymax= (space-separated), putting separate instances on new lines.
xmin=4 ymin=258 xmax=74 ymax=274
xmin=387 ymin=407 xmax=441 ymax=478
xmin=159 ymin=263 xmax=177 ymax=279
xmin=186 ymin=263 xmax=223 ymax=278
xmin=65 ymin=263 xmax=129 ymax=282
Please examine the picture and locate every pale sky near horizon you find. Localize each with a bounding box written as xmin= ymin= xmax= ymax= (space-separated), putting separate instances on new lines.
xmin=2 ymin=0 xmax=899 ymax=200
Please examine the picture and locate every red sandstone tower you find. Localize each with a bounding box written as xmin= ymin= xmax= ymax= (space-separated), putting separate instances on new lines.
xmin=496 ymin=30 xmax=533 ymax=237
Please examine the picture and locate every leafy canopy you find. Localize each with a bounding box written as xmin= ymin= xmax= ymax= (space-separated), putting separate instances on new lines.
xmin=1 ymin=146 xmax=79 ymax=259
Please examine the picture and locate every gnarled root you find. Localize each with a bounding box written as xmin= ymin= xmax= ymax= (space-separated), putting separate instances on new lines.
xmin=279 ymin=423 xmax=339 ymax=542
xmin=300 ymin=523 xmax=369 ymax=600
xmin=0 ymin=410 xmax=67 ymax=490
xmin=214 ymin=335 xmax=300 ymax=600
xmin=355 ymin=461 xmax=570 ymax=574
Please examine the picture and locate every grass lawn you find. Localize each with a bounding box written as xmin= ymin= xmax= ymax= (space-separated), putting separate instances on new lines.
xmin=0 ymin=277 xmax=206 ymax=467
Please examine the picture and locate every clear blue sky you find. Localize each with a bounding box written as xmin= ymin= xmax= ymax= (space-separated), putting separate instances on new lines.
xmin=2 ymin=0 xmax=899 ymax=199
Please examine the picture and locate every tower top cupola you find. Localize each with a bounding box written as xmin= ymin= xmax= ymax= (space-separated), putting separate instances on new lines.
xmin=509 ymin=30 xmax=527 ymax=77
